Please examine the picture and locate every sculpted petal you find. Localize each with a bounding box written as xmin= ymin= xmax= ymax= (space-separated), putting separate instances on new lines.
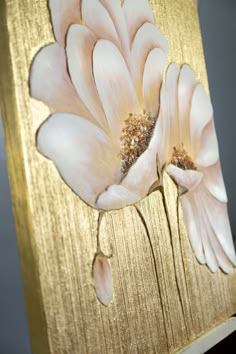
xmin=93 ymin=253 xmax=113 ymax=306
xmin=37 ymin=114 xmax=120 ymax=207
xmin=202 ymin=191 xmax=236 ymax=266
xmin=195 ymin=120 xmax=219 ymax=167
xmin=93 ymin=40 xmax=139 ymax=145
xmin=66 ymin=25 xmax=108 ymax=131
xmin=49 ymin=0 xmax=81 ymax=46
xmin=121 ymin=148 xmax=158 ymax=198
xmin=96 ymin=185 xmax=140 ymax=210
xmin=166 ymin=164 xmax=203 ymax=192
xmin=203 ymin=161 xmax=227 ymax=203
xmin=190 ymin=84 xmax=213 ymax=153
xmin=30 ymin=43 xmax=91 ymax=120
xmin=99 ymin=0 xmax=130 ymax=61
xmin=180 ymin=193 xmax=205 ymax=265
xmin=130 ymin=22 xmax=168 ymax=104
xmin=123 ymin=0 xmax=155 ymax=43
xmin=178 ymin=64 xmax=197 ymax=145
xmin=81 ymin=0 xmax=119 ymax=47
xmin=143 ymin=48 xmax=166 ymax=117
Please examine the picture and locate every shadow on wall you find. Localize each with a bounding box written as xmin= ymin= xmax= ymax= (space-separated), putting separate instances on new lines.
xmin=0 ymin=115 xmax=31 ymax=354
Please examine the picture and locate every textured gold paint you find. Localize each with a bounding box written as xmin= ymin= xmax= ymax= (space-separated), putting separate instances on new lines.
xmin=0 ymin=1 xmax=235 ymax=354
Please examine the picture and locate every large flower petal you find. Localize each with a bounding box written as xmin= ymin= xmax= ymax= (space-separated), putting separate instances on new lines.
xmin=130 ymin=22 xmax=168 ymax=104
xmin=121 ymin=148 xmax=158 ymax=198
xmin=81 ymin=0 xmax=120 ymax=47
xmin=166 ymin=164 xmax=203 ymax=192
xmin=178 ymin=64 xmax=197 ymax=147
xmin=30 ymin=43 xmax=92 ymax=120
xmin=66 ymin=25 xmax=108 ymax=131
xmin=180 ymin=193 xmax=206 ymax=265
xmin=96 ymin=185 xmax=140 ymax=210
xmin=202 ymin=190 xmax=236 ymax=266
xmin=37 ymin=113 xmax=121 ymax=207
xmin=190 ymin=84 xmax=213 ymax=154
xmin=203 ymin=161 xmax=227 ymax=203
xmin=49 ymin=0 xmax=81 ymax=47
xmin=142 ymin=48 xmax=166 ymax=117
xmin=99 ymin=0 xmax=130 ymax=62
xmin=195 ymin=120 xmax=219 ymax=167
xmin=209 ymin=229 xmax=234 ymax=273
xmin=123 ymin=0 xmax=155 ymax=43
xmin=93 ymin=40 xmax=139 ymax=145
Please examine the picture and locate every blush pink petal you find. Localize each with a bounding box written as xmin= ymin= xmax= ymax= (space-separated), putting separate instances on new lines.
xmin=96 ymin=185 xmax=141 ymax=210
xmin=142 ymin=48 xmax=166 ymax=117
xmin=130 ymin=22 xmax=168 ymax=104
xmin=203 ymin=161 xmax=227 ymax=203
xmin=202 ymin=191 xmax=236 ymax=266
xmin=209 ymin=229 xmax=234 ymax=273
xmin=37 ymin=113 xmax=121 ymax=207
xmin=93 ymin=253 xmax=113 ymax=306
xmin=166 ymin=164 xmax=203 ymax=192
xmin=123 ymin=0 xmax=155 ymax=43
xmin=30 ymin=43 xmax=92 ymax=120
xmin=99 ymin=0 xmax=130 ymax=62
xmin=190 ymin=84 xmax=213 ymax=153
xmin=81 ymin=0 xmax=120 ymax=48
xmin=121 ymin=148 xmax=158 ymax=198
xmin=180 ymin=193 xmax=206 ymax=265
xmin=93 ymin=40 xmax=139 ymax=145
xmin=195 ymin=120 xmax=219 ymax=167
xmin=66 ymin=25 xmax=108 ymax=131
xmin=49 ymin=0 xmax=81 ymax=47
xmin=178 ymin=64 xmax=197 ymax=146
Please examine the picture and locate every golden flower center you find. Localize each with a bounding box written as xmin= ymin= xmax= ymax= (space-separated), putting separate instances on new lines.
xmin=120 ymin=111 xmax=156 ymax=174
xmin=171 ymin=144 xmax=197 ymax=170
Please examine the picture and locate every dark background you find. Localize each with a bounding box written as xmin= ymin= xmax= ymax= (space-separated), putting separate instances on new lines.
xmin=0 ymin=1 xmax=235 ymax=353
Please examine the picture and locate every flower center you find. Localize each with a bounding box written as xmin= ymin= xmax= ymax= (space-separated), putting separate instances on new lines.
xmin=120 ymin=111 xmax=156 ymax=174
xmin=171 ymin=144 xmax=197 ymax=170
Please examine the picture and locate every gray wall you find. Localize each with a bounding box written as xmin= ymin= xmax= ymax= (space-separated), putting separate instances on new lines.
xmin=0 ymin=1 xmax=235 ymax=353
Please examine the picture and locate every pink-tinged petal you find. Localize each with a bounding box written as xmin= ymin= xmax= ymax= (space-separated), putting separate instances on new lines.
xmin=180 ymin=193 xmax=205 ymax=264
xmin=99 ymin=0 xmax=130 ymax=62
xmin=166 ymin=164 xmax=203 ymax=192
xmin=203 ymin=161 xmax=227 ymax=203
xmin=165 ymin=64 xmax=180 ymax=146
xmin=155 ymin=85 xmax=171 ymax=168
xmin=66 ymin=25 xmax=108 ymax=131
xmin=81 ymin=0 xmax=120 ymax=47
xmin=202 ymin=191 xmax=236 ymax=266
xmin=143 ymin=48 xmax=166 ymax=117
xmin=96 ymin=185 xmax=140 ymax=210
xmin=121 ymin=148 xmax=158 ymax=198
xmin=195 ymin=120 xmax=219 ymax=167
xmin=209 ymin=228 xmax=234 ymax=273
xmin=49 ymin=0 xmax=81 ymax=47
xmin=30 ymin=43 xmax=92 ymax=120
xmin=37 ymin=113 xmax=121 ymax=207
xmin=130 ymin=22 xmax=168 ymax=104
xmin=93 ymin=40 xmax=139 ymax=145
xmin=123 ymin=0 xmax=155 ymax=43
xmin=93 ymin=253 xmax=113 ymax=306
xmin=178 ymin=64 xmax=197 ymax=146
xmin=190 ymin=84 xmax=213 ymax=153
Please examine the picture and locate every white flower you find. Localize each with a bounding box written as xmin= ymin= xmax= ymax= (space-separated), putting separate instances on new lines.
xmin=156 ymin=64 xmax=236 ymax=273
xmin=30 ymin=0 xmax=168 ymax=210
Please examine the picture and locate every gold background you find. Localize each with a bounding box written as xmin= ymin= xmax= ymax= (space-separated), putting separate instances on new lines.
xmin=0 ymin=0 xmax=235 ymax=353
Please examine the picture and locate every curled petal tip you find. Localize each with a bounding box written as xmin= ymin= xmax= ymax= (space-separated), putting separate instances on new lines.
xmin=93 ymin=253 xmax=113 ymax=306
